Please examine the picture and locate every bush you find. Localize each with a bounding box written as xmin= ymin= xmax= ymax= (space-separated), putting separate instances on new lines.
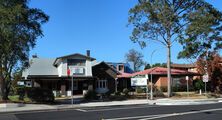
xmin=84 ymin=90 xmax=97 ymax=101
xmin=194 ymin=79 xmax=204 ymax=91
xmin=122 ymin=88 xmax=129 ymax=96
xmin=136 ymin=87 xmax=145 ymax=93
xmin=26 ymin=87 xmax=54 ymax=103
xmin=16 ymin=87 xmax=26 ymax=101
xmin=114 ymin=91 xmax=121 ymax=96
xmin=160 ymin=86 xmax=167 ymax=92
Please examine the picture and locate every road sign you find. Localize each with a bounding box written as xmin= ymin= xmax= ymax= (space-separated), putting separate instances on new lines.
xmin=203 ymin=74 xmax=209 ymax=82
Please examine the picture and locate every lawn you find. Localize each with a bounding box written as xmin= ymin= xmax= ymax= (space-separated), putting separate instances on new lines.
xmin=8 ymin=95 xmax=32 ymax=103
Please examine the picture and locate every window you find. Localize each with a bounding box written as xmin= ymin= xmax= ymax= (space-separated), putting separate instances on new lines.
xmin=118 ymin=64 xmax=124 ymax=71
xmin=96 ymin=80 xmax=107 ymax=89
xmin=67 ymin=59 xmax=86 ymax=66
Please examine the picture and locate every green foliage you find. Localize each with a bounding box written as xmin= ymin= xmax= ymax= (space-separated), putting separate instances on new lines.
xmin=84 ymin=90 xmax=97 ymax=101
xmin=144 ymin=63 xmax=151 ymax=70
xmin=136 ymin=87 xmax=145 ymax=93
xmin=122 ymin=88 xmax=129 ymax=96
xmin=125 ymin=49 xmax=144 ymax=71
xmin=194 ymin=80 xmax=204 ymax=91
xmin=178 ymin=3 xmax=222 ymax=59
xmin=0 ymin=0 xmax=49 ymax=100
xmin=27 ymin=87 xmax=54 ymax=103
xmin=16 ymin=86 xmax=25 ymax=101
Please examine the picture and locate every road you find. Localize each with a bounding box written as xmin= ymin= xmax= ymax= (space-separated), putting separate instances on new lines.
xmin=1 ymin=103 xmax=222 ymax=120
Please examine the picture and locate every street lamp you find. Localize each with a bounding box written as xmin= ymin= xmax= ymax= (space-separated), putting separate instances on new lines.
xmin=150 ymin=49 xmax=159 ymax=100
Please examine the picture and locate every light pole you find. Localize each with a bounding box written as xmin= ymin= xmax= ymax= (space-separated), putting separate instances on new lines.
xmin=150 ymin=49 xmax=159 ymax=100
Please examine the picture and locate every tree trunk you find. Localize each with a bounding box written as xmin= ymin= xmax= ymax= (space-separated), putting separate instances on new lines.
xmin=167 ymin=45 xmax=172 ymax=97
xmin=0 ymin=78 xmax=9 ymax=101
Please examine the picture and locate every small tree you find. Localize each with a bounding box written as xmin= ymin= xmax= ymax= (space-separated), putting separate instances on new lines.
xmin=125 ymin=49 xmax=144 ymax=71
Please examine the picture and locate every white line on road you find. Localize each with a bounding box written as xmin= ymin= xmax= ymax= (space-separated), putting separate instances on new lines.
xmin=75 ymin=109 xmax=87 ymax=112
xmin=81 ymin=105 xmax=157 ymax=112
xmin=104 ymin=108 xmax=222 ymax=120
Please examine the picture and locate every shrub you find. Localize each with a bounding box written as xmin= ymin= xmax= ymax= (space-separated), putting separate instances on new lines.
xmin=122 ymin=88 xmax=129 ymax=96
xmin=136 ymin=87 xmax=145 ymax=93
xmin=84 ymin=90 xmax=97 ymax=101
xmin=114 ymin=91 xmax=121 ymax=96
xmin=16 ymin=87 xmax=26 ymax=101
xmin=160 ymin=86 xmax=167 ymax=92
xmin=194 ymin=79 xmax=204 ymax=91
xmin=153 ymin=90 xmax=165 ymax=97
xmin=27 ymin=87 xmax=54 ymax=103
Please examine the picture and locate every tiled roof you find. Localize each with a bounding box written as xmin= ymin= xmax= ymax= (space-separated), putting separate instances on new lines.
xmin=117 ymin=72 xmax=133 ymax=78
xmin=117 ymin=67 xmax=199 ymax=78
xmin=134 ymin=67 xmax=199 ymax=76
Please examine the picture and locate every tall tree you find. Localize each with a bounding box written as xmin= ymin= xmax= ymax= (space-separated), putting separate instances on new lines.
xmin=125 ymin=49 xmax=144 ymax=72
xmin=0 ymin=0 xmax=49 ymax=101
xmin=128 ymin=0 xmax=220 ymax=97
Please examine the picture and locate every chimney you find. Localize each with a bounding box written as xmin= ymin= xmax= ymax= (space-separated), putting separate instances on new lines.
xmin=86 ymin=50 xmax=90 ymax=57
xmin=32 ymin=54 xmax=38 ymax=58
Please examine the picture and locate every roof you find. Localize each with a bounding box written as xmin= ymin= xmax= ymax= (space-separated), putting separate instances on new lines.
xmin=171 ymin=63 xmax=196 ymax=68
xmin=117 ymin=72 xmax=133 ymax=78
xmin=22 ymin=58 xmax=58 ymax=78
xmin=92 ymin=61 xmax=119 ymax=74
xmin=53 ymin=53 xmax=96 ymax=66
xmin=134 ymin=67 xmax=199 ymax=76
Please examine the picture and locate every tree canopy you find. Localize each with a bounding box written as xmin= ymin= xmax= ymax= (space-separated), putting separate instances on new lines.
xmin=125 ymin=49 xmax=145 ymax=72
xmin=0 ymin=0 xmax=49 ymax=100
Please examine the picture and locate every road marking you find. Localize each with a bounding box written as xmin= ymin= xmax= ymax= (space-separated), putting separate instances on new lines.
xmin=104 ymin=108 xmax=222 ymax=120
xmin=82 ymin=105 xmax=157 ymax=112
xmin=75 ymin=109 xmax=87 ymax=112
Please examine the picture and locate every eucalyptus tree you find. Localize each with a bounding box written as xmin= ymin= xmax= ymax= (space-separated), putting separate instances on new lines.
xmin=0 ymin=0 xmax=49 ymax=100
xmin=128 ymin=0 xmax=221 ymax=97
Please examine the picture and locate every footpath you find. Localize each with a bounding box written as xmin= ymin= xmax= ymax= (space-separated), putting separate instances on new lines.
xmin=1 ymin=98 xmax=222 ymax=113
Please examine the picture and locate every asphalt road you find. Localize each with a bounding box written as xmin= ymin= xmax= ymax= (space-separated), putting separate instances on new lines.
xmin=1 ymin=103 xmax=222 ymax=120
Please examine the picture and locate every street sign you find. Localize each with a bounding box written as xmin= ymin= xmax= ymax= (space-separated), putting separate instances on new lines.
xmin=186 ymin=76 xmax=189 ymax=81
xmin=131 ymin=77 xmax=147 ymax=86
xmin=203 ymin=74 xmax=209 ymax=82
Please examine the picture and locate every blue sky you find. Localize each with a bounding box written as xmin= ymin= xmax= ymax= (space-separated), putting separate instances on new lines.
xmin=29 ymin=0 xmax=222 ymax=64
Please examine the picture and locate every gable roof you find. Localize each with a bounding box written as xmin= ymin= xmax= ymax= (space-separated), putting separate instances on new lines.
xmin=22 ymin=58 xmax=58 ymax=78
xmin=53 ymin=53 xmax=96 ymax=66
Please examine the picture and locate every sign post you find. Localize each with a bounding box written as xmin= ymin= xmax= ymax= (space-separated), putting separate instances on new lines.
xmin=203 ymin=74 xmax=208 ymax=94
xmin=67 ymin=68 xmax=74 ymax=106
xmin=131 ymin=75 xmax=148 ymax=102
xmin=186 ymin=76 xmax=189 ymax=97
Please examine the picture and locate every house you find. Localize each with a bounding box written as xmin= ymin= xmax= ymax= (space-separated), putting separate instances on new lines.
xmin=106 ymin=62 xmax=134 ymax=91
xmin=171 ymin=63 xmax=197 ymax=72
xmin=22 ymin=51 xmax=118 ymax=96
xmin=133 ymin=67 xmax=200 ymax=89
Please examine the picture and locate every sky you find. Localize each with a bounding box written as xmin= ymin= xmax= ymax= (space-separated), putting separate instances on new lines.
xmin=29 ymin=0 xmax=222 ymax=65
